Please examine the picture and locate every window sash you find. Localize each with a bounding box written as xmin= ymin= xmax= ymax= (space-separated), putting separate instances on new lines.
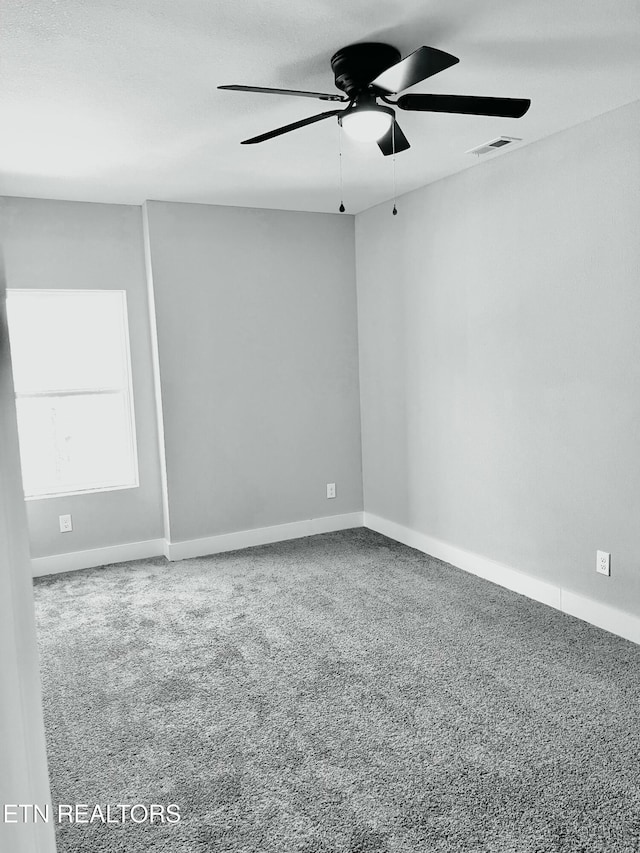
xmin=16 ymin=390 xmax=139 ymax=500
xmin=7 ymin=289 xmax=139 ymax=500
xmin=16 ymin=388 xmax=125 ymax=399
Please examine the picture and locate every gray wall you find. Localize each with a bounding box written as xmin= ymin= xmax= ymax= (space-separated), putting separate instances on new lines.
xmin=0 ymin=197 xmax=164 ymax=556
xmin=145 ymin=201 xmax=362 ymax=543
xmin=356 ymin=99 xmax=640 ymax=614
xmin=0 ymin=285 xmax=56 ymax=853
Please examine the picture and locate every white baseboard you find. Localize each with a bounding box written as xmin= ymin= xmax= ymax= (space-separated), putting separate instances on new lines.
xmin=364 ymin=512 xmax=640 ymax=646
xmin=31 ymin=538 xmax=167 ymax=578
xmin=29 ymin=514 xmax=365 ymax=576
xmin=28 ymin=512 xmax=640 ymax=646
xmin=167 ymin=512 xmax=364 ymax=561
xmin=560 ymin=591 xmax=640 ymax=646
xmin=364 ymin=513 xmax=561 ymax=609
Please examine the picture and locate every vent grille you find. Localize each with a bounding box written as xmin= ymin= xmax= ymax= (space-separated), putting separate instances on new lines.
xmin=466 ymin=136 xmax=522 ymax=157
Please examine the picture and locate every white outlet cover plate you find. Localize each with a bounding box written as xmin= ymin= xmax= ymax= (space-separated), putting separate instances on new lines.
xmin=596 ymin=550 xmax=611 ymax=576
xmin=326 ymin=483 xmax=336 ymax=499
xmin=59 ymin=514 xmax=73 ymax=533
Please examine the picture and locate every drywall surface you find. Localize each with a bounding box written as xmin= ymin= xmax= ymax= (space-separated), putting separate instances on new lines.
xmin=145 ymin=201 xmax=362 ymax=543
xmin=356 ymin=99 xmax=640 ymax=615
xmin=0 ymin=197 xmax=164 ymax=556
xmin=0 ymin=287 xmax=55 ymax=853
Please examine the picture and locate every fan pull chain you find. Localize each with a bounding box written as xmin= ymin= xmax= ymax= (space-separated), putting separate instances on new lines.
xmin=392 ymin=121 xmax=398 ymax=216
xmin=338 ymin=122 xmax=345 ymax=213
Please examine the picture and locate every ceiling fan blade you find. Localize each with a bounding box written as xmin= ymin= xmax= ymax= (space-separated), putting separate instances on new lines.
xmin=370 ymin=46 xmax=459 ymax=95
xmin=397 ymin=93 xmax=531 ymax=118
xmin=377 ymin=120 xmax=410 ymax=156
xmin=241 ymin=109 xmax=342 ymax=144
xmin=218 ymin=85 xmax=347 ymax=102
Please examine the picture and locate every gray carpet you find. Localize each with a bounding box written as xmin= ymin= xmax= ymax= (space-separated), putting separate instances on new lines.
xmin=33 ymin=528 xmax=640 ymax=853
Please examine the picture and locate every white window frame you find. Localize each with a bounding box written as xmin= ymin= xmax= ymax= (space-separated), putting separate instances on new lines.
xmin=7 ymin=288 xmax=140 ymax=501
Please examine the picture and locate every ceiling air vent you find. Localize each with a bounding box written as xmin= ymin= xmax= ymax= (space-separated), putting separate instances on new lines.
xmin=466 ymin=136 xmax=521 ymax=157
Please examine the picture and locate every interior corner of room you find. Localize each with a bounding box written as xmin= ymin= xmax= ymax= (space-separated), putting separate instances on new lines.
xmin=3 ymin=98 xmax=640 ymax=645
xmin=1 ymin=196 xmax=364 ymax=572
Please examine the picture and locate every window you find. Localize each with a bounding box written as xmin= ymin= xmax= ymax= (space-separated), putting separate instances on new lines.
xmin=6 ymin=289 xmax=139 ymax=500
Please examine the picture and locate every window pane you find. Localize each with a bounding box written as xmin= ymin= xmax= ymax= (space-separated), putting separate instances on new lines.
xmin=7 ymin=290 xmax=130 ymax=394
xmin=6 ymin=289 xmax=139 ymax=500
xmin=15 ymin=393 xmax=137 ymax=498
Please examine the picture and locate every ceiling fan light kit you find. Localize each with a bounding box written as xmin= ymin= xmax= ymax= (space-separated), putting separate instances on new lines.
xmin=339 ymin=102 xmax=394 ymax=142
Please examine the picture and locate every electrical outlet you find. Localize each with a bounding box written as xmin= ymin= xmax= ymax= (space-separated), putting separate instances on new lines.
xmin=326 ymin=483 xmax=336 ymax=499
xmin=59 ymin=514 xmax=73 ymax=533
xmin=596 ymin=550 xmax=610 ymax=576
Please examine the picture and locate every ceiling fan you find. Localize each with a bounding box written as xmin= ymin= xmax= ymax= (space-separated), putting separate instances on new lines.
xmin=219 ymin=42 xmax=531 ymax=155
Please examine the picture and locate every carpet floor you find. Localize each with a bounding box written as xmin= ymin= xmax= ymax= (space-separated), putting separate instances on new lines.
xmin=33 ymin=528 xmax=640 ymax=853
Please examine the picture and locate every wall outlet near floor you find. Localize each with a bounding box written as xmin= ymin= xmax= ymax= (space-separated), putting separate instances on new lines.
xmin=326 ymin=483 xmax=336 ymax=499
xmin=59 ymin=514 xmax=73 ymax=533
xmin=596 ymin=550 xmax=610 ymax=576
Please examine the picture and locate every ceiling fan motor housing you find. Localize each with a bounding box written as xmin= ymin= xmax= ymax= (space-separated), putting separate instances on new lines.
xmin=331 ymin=43 xmax=401 ymax=97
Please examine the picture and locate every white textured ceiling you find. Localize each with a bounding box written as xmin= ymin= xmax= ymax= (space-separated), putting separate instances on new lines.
xmin=2 ymin=0 xmax=639 ymax=213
